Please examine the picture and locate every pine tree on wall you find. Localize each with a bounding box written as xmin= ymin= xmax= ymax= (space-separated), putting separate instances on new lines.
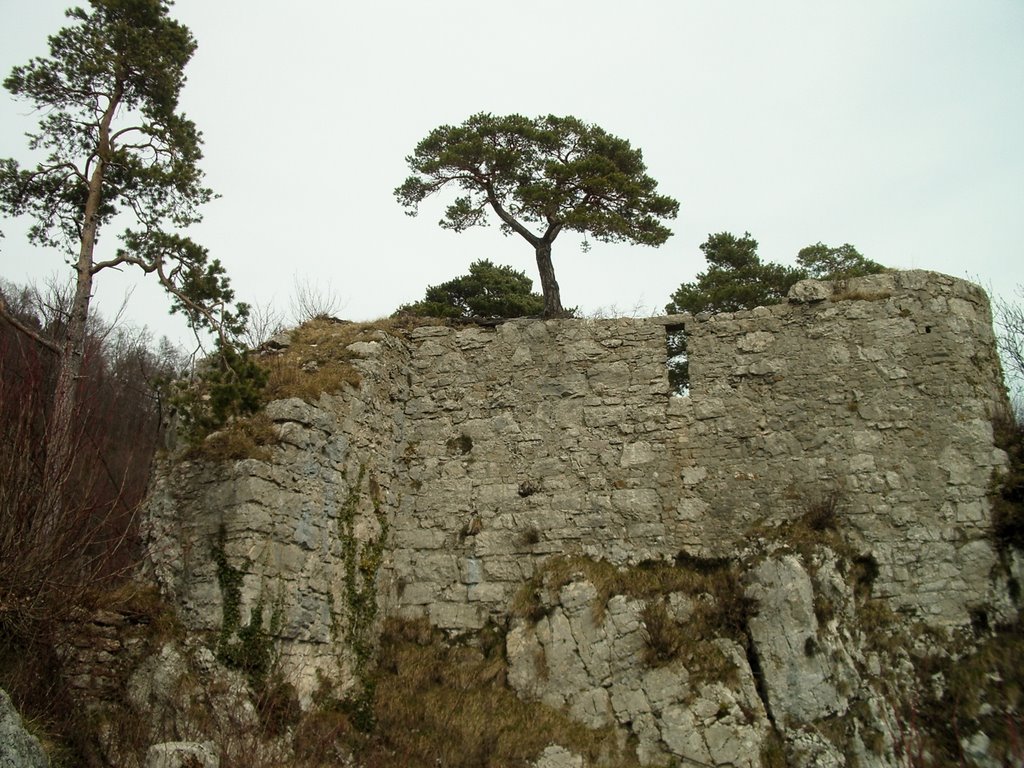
xmin=396 ymin=113 xmax=679 ymax=318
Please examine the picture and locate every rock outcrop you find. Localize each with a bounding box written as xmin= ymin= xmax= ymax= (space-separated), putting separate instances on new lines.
xmin=132 ymin=271 xmax=1021 ymax=766
xmin=0 ymin=688 xmax=47 ymax=768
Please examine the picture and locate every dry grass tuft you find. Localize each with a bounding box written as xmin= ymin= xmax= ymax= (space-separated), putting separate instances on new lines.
xmin=747 ymin=490 xmax=851 ymax=565
xmin=515 ymin=555 xmax=749 ymax=633
xmin=640 ymin=601 xmax=687 ymax=666
xmin=801 ymin=492 xmax=841 ymax=533
xmin=185 ymin=413 xmax=279 ymax=462
xmin=81 ymin=581 xmax=181 ymax=643
xmin=259 ymin=316 xmax=444 ymax=403
xmin=260 ymin=319 xmax=365 ymax=402
xmin=857 ymin=598 xmax=903 ymax=656
xmin=346 ymin=616 xmax=639 ymax=768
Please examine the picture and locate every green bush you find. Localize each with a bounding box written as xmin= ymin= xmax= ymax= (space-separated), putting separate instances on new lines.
xmin=170 ymin=341 xmax=267 ymax=444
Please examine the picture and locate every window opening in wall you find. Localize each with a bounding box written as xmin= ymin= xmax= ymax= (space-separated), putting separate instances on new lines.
xmin=665 ymin=323 xmax=689 ymax=397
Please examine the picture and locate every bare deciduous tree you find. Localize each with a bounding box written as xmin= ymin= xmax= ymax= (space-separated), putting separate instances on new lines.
xmin=994 ymin=285 xmax=1024 ymax=414
xmin=290 ymin=275 xmax=346 ymax=324
xmin=240 ymin=301 xmax=286 ymax=349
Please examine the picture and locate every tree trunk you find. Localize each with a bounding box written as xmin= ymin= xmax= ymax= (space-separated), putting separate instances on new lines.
xmin=41 ymin=220 xmax=98 ymax=522
xmin=535 ymin=241 xmax=564 ymax=318
xmin=40 ymin=167 xmax=105 ymax=523
xmin=40 ymin=80 xmax=121 ymax=522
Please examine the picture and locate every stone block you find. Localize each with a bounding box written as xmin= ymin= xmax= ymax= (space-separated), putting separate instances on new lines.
xmin=400 ymin=582 xmax=437 ymax=605
xmin=470 ymin=530 xmax=512 ymax=556
xmin=467 ymin=583 xmax=506 ymax=603
xmin=676 ymin=496 xmax=710 ymax=522
xmin=611 ymin=488 xmax=660 ymax=516
xmin=392 ymin=527 xmax=447 ymax=550
xmin=429 ymin=601 xmax=486 ymax=630
xmin=474 ymin=483 xmax=518 ymax=506
xmin=583 ymin=405 xmax=627 ymax=428
xmin=533 ymin=745 xmax=583 ymax=768
xmin=483 ymin=555 xmax=532 ymax=581
xmin=680 ymin=466 xmax=708 ymax=486
xmin=620 ymin=441 xmax=655 ymax=467
xmin=558 ymin=581 xmax=599 ymax=614
xmin=642 ymin=665 xmax=689 ymax=713
xmin=610 ymin=682 xmax=651 ymax=721
xmin=407 ymin=552 xmax=459 ymax=582
xmin=568 ymin=687 xmax=613 ymax=729
xmin=460 ymin=556 xmax=483 ymax=584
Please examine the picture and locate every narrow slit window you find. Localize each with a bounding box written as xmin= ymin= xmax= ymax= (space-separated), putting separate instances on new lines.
xmin=665 ymin=323 xmax=689 ymax=397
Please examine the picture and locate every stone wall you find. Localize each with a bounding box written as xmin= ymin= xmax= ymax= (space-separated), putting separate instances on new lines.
xmin=385 ymin=316 xmax=678 ymax=630
xmin=143 ymin=270 xmax=1010 ymax=704
xmin=384 ymin=270 xmax=1007 ymax=630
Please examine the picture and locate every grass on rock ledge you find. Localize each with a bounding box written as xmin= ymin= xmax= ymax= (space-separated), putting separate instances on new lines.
xmin=294 ymin=616 xmax=639 ymax=768
xmin=181 ymin=316 xmax=444 ymax=461
xmin=261 ymin=315 xmax=445 ymax=404
xmin=513 ymin=554 xmax=753 ymax=679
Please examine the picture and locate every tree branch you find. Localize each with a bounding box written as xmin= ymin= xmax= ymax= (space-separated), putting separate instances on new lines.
xmin=32 ymin=160 xmax=86 ymax=184
xmin=542 ymin=221 xmax=564 ymax=243
xmin=109 ymin=125 xmax=148 ymax=143
xmin=483 ymin=184 xmax=539 ymax=247
xmin=90 ymin=253 xmax=137 ymax=273
xmin=0 ymin=295 xmax=61 ymax=354
xmin=153 ymin=256 xmax=231 ymax=350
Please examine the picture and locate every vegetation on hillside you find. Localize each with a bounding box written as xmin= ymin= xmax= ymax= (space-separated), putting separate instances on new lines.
xmin=0 ymin=280 xmax=182 ymax=763
xmin=176 ymin=314 xmax=444 ymax=459
xmin=0 ymin=0 xmax=256 ymax=528
xmin=349 ymin=617 xmax=638 ymax=768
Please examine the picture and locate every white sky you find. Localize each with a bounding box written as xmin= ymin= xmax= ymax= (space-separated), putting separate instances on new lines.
xmin=1 ymin=1 xmax=1022 ymax=348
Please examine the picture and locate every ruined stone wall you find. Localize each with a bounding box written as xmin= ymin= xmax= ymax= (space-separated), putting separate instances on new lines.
xmin=385 ymin=270 xmax=1007 ymax=630
xmin=677 ymin=270 xmax=1007 ymax=618
xmin=143 ymin=270 xmax=1009 ymax=705
xmin=384 ymin=317 xmax=677 ymax=630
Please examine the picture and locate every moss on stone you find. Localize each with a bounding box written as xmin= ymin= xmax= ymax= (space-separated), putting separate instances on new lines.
xmin=211 ymin=525 xmax=281 ymax=688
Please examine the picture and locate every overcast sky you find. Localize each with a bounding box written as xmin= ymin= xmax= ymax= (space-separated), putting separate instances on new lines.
xmin=1 ymin=1 xmax=1022 ymax=349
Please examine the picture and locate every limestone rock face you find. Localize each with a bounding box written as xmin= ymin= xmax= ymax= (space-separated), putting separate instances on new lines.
xmin=745 ymin=554 xmax=851 ymax=724
xmin=134 ymin=271 xmax=1020 ymax=765
xmin=501 ymin=540 xmax=924 ymax=768
xmin=143 ymin=332 xmax=412 ymax=704
xmin=741 ymin=549 xmax=909 ymax=768
xmin=125 ymin=642 xmax=258 ymax=745
xmin=380 ymin=271 xmax=1006 ymax=631
xmin=506 ymin=572 xmax=772 ymax=766
xmin=0 ymin=688 xmax=47 ymax=768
